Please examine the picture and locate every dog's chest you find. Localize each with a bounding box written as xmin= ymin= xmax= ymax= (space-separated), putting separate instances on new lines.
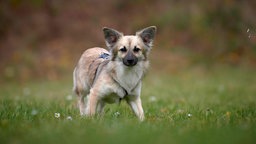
xmin=115 ymin=66 xmax=143 ymax=94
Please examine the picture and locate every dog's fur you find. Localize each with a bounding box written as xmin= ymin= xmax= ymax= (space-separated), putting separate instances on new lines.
xmin=73 ymin=26 xmax=156 ymax=121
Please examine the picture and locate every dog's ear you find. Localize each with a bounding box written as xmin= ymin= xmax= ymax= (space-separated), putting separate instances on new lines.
xmin=136 ymin=26 xmax=157 ymax=47
xmin=103 ymin=27 xmax=123 ymax=49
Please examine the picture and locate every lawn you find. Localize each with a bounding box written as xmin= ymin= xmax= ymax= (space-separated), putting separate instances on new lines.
xmin=0 ymin=65 xmax=256 ymax=144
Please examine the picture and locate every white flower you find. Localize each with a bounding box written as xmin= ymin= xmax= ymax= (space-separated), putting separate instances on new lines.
xmin=114 ymin=112 xmax=120 ymax=117
xmin=66 ymin=95 xmax=73 ymax=101
xmin=187 ymin=113 xmax=192 ymax=117
xmin=149 ymin=96 xmax=157 ymax=102
xmin=55 ymin=113 xmax=60 ymax=118
xmin=66 ymin=116 xmax=72 ymax=120
xmin=31 ymin=109 xmax=38 ymax=115
xmin=247 ymin=28 xmax=250 ymax=33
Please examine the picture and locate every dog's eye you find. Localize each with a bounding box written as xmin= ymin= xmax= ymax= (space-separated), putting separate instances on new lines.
xmin=119 ymin=47 xmax=127 ymax=52
xmin=133 ymin=46 xmax=140 ymax=53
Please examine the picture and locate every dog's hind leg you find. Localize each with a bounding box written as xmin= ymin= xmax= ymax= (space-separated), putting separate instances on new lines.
xmin=86 ymin=89 xmax=99 ymax=116
xmin=73 ymin=68 xmax=89 ymax=116
xmin=73 ymin=86 xmax=88 ymax=116
xmin=78 ymin=93 xmax=87 ymax=115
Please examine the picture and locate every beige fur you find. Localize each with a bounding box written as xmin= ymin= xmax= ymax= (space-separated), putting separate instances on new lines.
xmin=73 ymin=26 xmax=156 ymax=121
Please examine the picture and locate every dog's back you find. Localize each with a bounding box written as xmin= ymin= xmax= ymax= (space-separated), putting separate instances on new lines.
xmin=73 ymin=47 xmax=110 ymax=96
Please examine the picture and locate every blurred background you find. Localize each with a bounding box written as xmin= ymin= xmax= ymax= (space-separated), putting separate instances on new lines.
xmin=0 ymin=0 xmax=255 ymax=83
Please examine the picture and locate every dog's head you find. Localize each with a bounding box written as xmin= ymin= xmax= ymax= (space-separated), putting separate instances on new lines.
xmin=103 ymin=26 xmax=156 ymax=67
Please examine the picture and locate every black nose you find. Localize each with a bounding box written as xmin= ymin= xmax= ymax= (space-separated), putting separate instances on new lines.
xmin=124 ymin=58 xmax=137 ymax=66
xmin=123 ymin=51 xmax=138 ymax=67
xmin=127 ymin=59 xmax=134 ymax=64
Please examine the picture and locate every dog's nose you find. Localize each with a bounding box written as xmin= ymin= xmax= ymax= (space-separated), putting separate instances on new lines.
xmin=123 ymin=58 xmax=137 ymax=67
xmin=123 ymin=51 xmax=138 ymax=66
xmin=127 ymin=59 xmax=134 ymax=64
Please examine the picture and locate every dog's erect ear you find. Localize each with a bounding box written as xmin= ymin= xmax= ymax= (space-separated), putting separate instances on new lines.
xmin=136 ymin=26 xmax=157 ymax=47
xmin=103 ymin=27 xmax=123 ymax=49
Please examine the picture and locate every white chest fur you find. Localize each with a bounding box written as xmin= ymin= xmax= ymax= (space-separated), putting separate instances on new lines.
xmin=114 ymin=62 xmax=144 ymax=94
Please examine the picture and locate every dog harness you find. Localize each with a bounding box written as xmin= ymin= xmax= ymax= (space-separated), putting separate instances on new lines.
xmin=99 ymin=52 xmax=110 ymax=59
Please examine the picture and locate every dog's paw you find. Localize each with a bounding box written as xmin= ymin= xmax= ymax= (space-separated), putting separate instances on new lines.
xmin=138 ymin=115 xmax=145 ymax=121
xmin=80 ymin=110 xmax=86 ymax=116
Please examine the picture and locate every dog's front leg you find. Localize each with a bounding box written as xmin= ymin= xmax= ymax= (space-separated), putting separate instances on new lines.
xmin=127 ymin=97 xmax=145 ymax=121
xmin=86 ymin=89 xmax=99 ymax=116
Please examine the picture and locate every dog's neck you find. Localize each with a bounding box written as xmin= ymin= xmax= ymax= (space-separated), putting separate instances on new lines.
xmin=109 ymin=61 xmax=149 ymax=94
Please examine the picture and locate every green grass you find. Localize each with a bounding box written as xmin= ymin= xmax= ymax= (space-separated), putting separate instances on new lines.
xmin=1 ymin=65 xmax=256 ymax=144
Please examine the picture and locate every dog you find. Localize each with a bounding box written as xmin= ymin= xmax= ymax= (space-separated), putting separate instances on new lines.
xmin=73 ymin=26 xmax=156 ymax=121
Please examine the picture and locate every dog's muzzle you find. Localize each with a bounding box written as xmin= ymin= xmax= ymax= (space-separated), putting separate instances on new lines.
xmin=123 ymin=52 xmax=138 ymax=67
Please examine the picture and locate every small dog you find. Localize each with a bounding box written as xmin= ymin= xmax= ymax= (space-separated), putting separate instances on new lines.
xmin=73 ymin=26 xmax=156 ymax=121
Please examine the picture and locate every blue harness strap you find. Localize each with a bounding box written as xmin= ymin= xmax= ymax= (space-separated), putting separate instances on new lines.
xmin=99 ymin=52 xmax=110 ymax=59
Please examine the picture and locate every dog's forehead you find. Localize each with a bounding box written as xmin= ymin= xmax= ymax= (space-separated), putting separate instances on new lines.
xmin=119 ymin=35 xmax=142 ymax=47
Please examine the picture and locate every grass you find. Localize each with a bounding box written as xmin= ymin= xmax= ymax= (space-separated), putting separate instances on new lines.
xmin=0 ymin=65 xmax=256 ymax=144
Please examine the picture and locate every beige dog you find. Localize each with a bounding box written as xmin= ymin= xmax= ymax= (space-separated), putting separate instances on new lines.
xmin=73 ymin=26 xmax=156 ymax=121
